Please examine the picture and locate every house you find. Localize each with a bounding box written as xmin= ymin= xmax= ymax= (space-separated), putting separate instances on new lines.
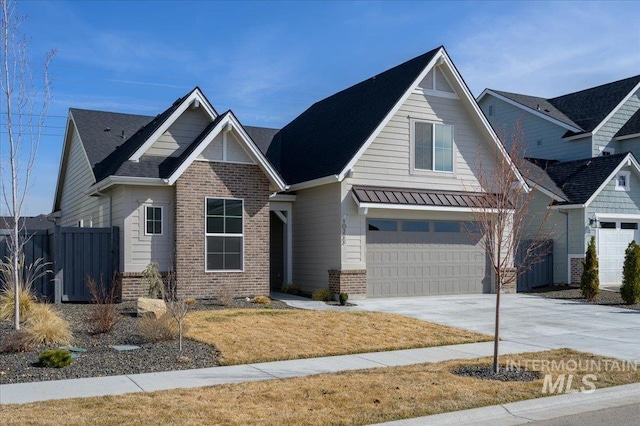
xmin=478 ymin=75 xmax=640 ymax=285
xmin=52 ymin=46 xmax=522 ymax=300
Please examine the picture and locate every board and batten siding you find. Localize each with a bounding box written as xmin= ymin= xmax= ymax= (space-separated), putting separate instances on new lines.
xmin=479 ymin=96 xmax=591 ymax=162
xmin=145 ymin=108 xmax=211 ymax=157
xmin=522 ymin=190 xmax=568 ymax=283
xmin=59 ymin=123 xmax=109 ymax=227
xmin=197 ymin=130 xmax=255 ymax=164
xmin=291 ymin=183 xmax=341 ymax=292
xmin=123 ymin=185 xmax=175 ymax=272
xmin=593 ymin=89 xmax=640 ymax=157
xmin=350 ymin=93 xmax=499 ymax=192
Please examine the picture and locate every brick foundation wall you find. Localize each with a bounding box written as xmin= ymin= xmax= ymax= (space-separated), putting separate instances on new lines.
xmin=175 ymin=161 xmax=270 ymax=299
xmin=119 ymin=273 xmax=147 ymax=301
xmin=500 ymin=267 xmax=517 ymax=294
xmin=570 ymin=257 xmax=584 ymax=284
xmin=328 ymin=269 xmax=366 ymax=296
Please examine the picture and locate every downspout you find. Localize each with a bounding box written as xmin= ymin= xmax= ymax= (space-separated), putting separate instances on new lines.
xmin=559 ymin=209 xmax=569 ymax=285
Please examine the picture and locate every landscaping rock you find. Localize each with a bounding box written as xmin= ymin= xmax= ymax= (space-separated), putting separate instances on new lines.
xmin=137 ymin=297 xmax=167 ymax=318
xmin=452 ymin=365 xmax=540 ymax=382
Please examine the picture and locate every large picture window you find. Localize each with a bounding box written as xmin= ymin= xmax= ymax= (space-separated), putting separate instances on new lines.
xmin=205 ymin=198 xmax=243 ymax=271
xmin=414 ymin=121 xmax=454 ymax=172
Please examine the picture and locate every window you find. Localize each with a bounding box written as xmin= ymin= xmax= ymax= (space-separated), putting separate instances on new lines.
xmin=434 ymin=221 xmax=460 ymax=232
xmin=600 ymin=147 xmax=615 ymax=156
xmin=205 ymin=198 xmax=243 ymax=271
xmin=367 ymin=220 xmax=398 ymax=232
xmin=487 ymin=105 xmax=493 ymax=116
xmin=615 ymin=171 xmax=630 ymax=191
xmin=414 ymin=121 xmax=454 ymax=172
xmin=621 ymin=222 xmax=638 ymax=230
xmin=145 ymin=206 xmax=163 ymax=235
xmin=600 ymin=222 xmax=616 ymax=229
xmin=402 ymin=220 xmax=430 ymax=232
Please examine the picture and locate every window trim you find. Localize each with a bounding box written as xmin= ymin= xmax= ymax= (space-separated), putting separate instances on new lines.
xmin=144 ymin=205 xmax=163 ymax=236
xmin=204 ymin=197 xmax=244 ymax=272
xmin=615 ymin=171 xmax=630 ymax=192
xmin=410 ymin=119 xmax=455 ymax=175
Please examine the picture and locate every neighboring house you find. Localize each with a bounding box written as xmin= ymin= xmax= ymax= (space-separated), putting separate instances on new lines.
xmin=478 ymin=75 xmax=640 ymax=285
xmin=0 ymin=214 xmax=55 ymax=231
xmin=52 ymin=46 xmax=522 ymax=300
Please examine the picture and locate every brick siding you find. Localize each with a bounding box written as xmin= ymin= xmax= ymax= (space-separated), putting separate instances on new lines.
xmin=328 ymin=269 xmax=366 ymax=296
xmin=175 ymin=161 xmax=270 ymax=299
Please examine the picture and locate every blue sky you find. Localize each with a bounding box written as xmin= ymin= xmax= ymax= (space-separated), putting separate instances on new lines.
xmin=8 ymin=0 xmax=640 ymax=215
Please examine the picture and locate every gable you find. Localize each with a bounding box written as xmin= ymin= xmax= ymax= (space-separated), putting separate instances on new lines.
xmin=349 ymin=73 xmax=500 ymax=193
xmin=197 ymin=129 xmax=255 ymax=164
xmin=589 ymin=164 xmax=640 ymax=214
xmin=419 ymin=67 xmax=455 ymax=95
xmin=145 ymin=108 xmax=211 ymax=158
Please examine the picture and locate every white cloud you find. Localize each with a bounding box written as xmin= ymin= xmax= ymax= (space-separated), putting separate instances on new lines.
xmin=451 ymin=1 xmax=640 ymax=97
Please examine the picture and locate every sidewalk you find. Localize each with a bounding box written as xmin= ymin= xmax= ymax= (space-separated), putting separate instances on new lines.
xmin=0 ymin=340 xmax=540 ymax=404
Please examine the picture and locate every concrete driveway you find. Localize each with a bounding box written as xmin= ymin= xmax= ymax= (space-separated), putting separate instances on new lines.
xmin=353 ymin=294 xmax=640 ymax=362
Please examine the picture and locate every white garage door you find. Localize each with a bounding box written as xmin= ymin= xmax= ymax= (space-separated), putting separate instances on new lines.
xmin=366 ymin=219 xmax=489 ymax=297
xmin=598 ymin=221 xmax=640 ymax=285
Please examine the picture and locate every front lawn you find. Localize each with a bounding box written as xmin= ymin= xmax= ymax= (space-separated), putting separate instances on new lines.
xmin=4 ymin=349 xmax=639 ymax=425
xmin=185 ymin=309 xmax=491 ymax=365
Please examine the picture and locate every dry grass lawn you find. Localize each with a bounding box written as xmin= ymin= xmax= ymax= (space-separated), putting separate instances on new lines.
xmin=184 ymin=309 xmax=491 ymax=364
xmin=4 ymin=349 xmax=639 ymax=425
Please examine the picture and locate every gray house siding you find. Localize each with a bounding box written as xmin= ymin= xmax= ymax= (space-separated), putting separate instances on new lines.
xmin=479 ymin=96 xmax=591 ymax=161
xmin=593 ymin=89 xmax=640 ymax=157
xmin=522 ymin=190 xmax=568 ymax=283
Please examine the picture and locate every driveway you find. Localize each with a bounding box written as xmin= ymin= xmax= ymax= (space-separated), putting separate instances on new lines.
xmin=353 ymin=294 xmax=640 ymax=362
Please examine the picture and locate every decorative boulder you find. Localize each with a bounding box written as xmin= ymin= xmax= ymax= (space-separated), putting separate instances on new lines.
xmin=137 ymin=297 xmax=167 ymax=319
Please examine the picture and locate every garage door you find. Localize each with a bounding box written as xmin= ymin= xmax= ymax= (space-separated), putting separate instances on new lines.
xmin=598 ymin=221 xmax=640 ymax=285
xmin=366 ymin=219 xmax=489 ymax=297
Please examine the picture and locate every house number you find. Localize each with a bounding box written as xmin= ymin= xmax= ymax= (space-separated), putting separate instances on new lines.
xmin=342 ymin=215 xmax=347 ymax=245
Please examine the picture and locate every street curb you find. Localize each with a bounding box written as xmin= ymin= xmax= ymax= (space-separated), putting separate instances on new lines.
xmin=376 ymin=382 xmax=640 ymax=425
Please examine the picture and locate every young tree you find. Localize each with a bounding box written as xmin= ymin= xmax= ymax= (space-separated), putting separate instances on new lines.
xmin=620 ymin=240 xmax=640 ymax=305
xmin=0 ymin=0 xmax=54 ymax=329
xmin=580 ymin=236 xmax=600 ymax=302
xmin=467 ymin=123 xmax=555 ymax=373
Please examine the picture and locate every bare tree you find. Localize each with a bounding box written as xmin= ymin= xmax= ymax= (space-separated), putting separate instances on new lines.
xmin=0 ymin=0 xmax=54 ymax=329
xmin=467 ymin=123 xmax=556 ymax=373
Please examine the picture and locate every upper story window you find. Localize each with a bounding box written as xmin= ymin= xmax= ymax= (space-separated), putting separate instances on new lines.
xmin=205 ymin=198 xmax=243 ymax=271
xmin=615 ymin=171 xmax=630 ymax=192
xmin=414 ymin=121 xmax=454 ymax=172
xmin=145 ymin=206 xmax=163 ymax=235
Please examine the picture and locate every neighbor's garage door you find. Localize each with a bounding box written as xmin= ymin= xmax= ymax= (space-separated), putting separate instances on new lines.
xmin=598 ymin=221 xmax=640 ymax=285
xmin=366 ymin=219 xmax=489 ymax=297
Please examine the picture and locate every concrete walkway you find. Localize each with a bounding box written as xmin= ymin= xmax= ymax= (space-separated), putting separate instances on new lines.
xmin=0 ymin=340 xmax=541 ymax=404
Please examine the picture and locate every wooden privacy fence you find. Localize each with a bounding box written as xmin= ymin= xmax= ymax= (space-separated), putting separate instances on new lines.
xmin=0 ymin=229 xmax=54 ymax=299
xmin=516 ymin=239 xmax=553 ymax=292
xmin=0 ymin=226 xmax=119 ymax=302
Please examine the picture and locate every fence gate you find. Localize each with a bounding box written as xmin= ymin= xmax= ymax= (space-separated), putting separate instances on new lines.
xmin=0 ymin=230 xmax=55 ymax=300
xmin=57 ymin=226 xmax=119 ymax=302
xmin=516 ymin=239 xmax=553 ymax=292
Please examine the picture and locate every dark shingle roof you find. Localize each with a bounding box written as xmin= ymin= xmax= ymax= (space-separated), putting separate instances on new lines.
xmin=70 ymin=108 xmax=153 ymax=179
xmin=91 ymin=89 xmax=195 ymax=181
xmin=519 ymin=159 xmax=567 ymax=201
xmin=492 ymin=90 xmax=581 ymax=129
xmin=548 ymin=75 xmax=640 ymax=134
xmin=267 ymin=47 xmax=441 ymax=184
xmin=616 ymin=109 xmax=640 ymax=138
xmin=245 ymin=126 xmax=280 ymax=155
xmin=526 ymin=153 xmax=631 ymax=205
xmin=490 ymin=75 xmax=640 ymax=136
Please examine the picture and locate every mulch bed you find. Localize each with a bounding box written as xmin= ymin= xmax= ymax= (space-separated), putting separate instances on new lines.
xmin=528 ymin=285 xmax=640 ymax=311
xmin=0 ymin=298 xmax=292 ymax=385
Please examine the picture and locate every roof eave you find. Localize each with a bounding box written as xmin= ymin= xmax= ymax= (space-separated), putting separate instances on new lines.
xmin=88 ymin=176 xmax=168 ymax=193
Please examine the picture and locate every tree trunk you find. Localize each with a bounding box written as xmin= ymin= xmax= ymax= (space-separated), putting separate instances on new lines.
xmin=493 ymin=273 xmax=501 ymax=373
